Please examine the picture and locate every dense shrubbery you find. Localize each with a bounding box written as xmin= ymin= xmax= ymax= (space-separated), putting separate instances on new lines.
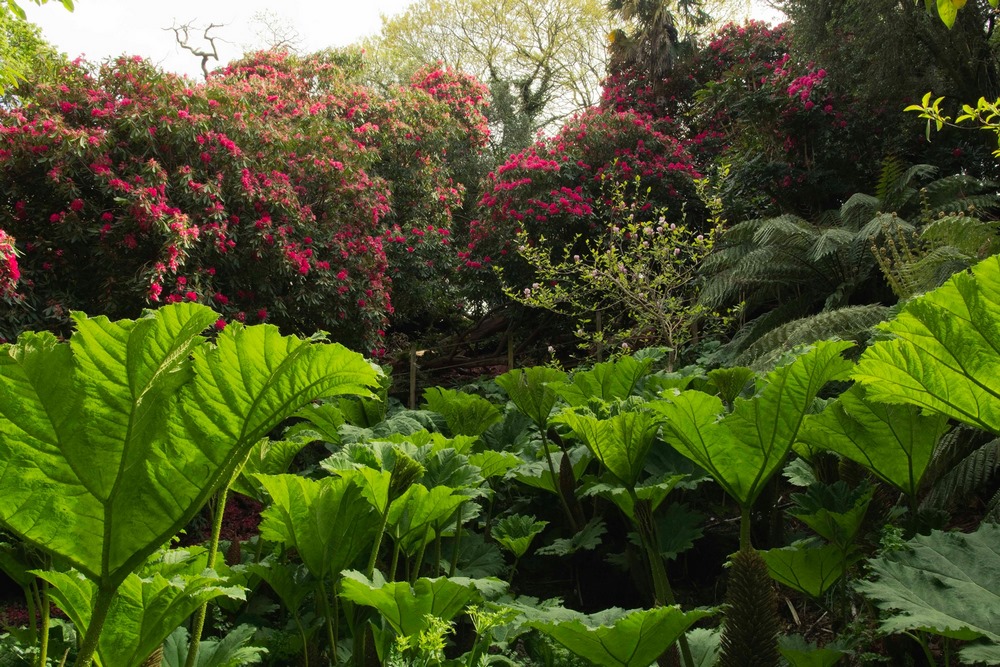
xmin=0 ymin=51 xmax=489 ymax=353
xmin=601 ymin=21 xmax=953 ymax=219
xmin=468 ymin=107 xmax=705 ymax=299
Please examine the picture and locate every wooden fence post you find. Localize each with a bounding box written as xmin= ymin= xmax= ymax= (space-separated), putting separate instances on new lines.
xmin=409 ymin=345 xmax=417 ymax=409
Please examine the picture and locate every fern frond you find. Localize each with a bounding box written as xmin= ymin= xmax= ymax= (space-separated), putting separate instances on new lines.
xmin=921 ymin=215 xmax=1000 ymax=256
xmin=921 ymin=437 xmax=1000 ymax=512
xmin=874 ymin=156 xmax=906 ymax=204
xmin=735 ymin=304 xmax=889 ymax=371
xmin=910 ymin=246 xmax=979 ymax=292
xmin=982 ymin=487 xmax=1000 ymax=524
xmin=809 ymin=228 xmax=856 ymax=263
xmin=751 ymin=215 xmax=815 ymax=247
xmin=841 ymin=193 xmax=881 ymax=229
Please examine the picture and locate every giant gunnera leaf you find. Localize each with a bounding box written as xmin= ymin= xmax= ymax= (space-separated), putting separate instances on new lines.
xmin=0 ymin=303 xmax=378 ymax=665
xmin=857 ymin=523 xmax=1000 ymax=663
xmin=651 ymin=341 xmax=853 ymax=508
xmin=854 ymin=254 xmax=1000 ymax=436
xmin=527 ymin=605 xmax=713 ymax=667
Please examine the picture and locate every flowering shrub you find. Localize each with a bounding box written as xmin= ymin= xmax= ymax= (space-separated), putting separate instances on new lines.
xmin=603 ymin=21 xmax=888 ymax=218
xmin=369 ymin=64 xmax=490 ymax=328
xmin=469 ymin=106 xmax=704 ymax=296
xmin=0 ymin=230 xmax=18 ymax=299
xmin=0 ymin=51 xmax=489 ymax=351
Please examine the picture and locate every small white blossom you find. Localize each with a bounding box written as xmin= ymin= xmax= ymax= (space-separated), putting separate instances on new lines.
xmin=673 ymin=247 xmax=681 ymax=256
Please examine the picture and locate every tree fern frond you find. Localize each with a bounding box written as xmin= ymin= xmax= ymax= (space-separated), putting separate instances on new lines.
xmin=809 ymin=228 xmax=856 ymax=263
xmin=841 ymin=193 xmax=881 ymax=229
xmin=734 ymin=304 xmax=889 ymax=371
xmin=921 ymin=438 xmax=1000 ymax=512
xmin=751 ymin=215 xmax=815 ymax=247
xmin=874 ymin=156 xmax=906 ymax=205
xmin=857 ymin=212 xmax=916 ymax=241
xmin=920 ymin=215 xmax=1000 ymax=257
xmin=910 ymin=246 xmax=979 ymax=292
xmin=921 ymin=426 xmax=992 ymax=493
xmin=921 ymin=174 xmax=999 ymax=214
xmin=982 ymin=488 xmax=1000 ymax=524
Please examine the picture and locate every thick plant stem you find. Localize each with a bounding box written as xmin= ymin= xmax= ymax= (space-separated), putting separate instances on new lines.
xmin=73 ymin=585 xmax=117 ymax=667
xmin=632 ymin=495 xmax=694 ymax=667
xmin=540 ymin=434 xmax=578 ymax=533
xmin=365 ymin=511 xmax=391 ymax=578
xmin=37 ymin=580 xmax=49 ymax=667
xmin=184 ymin=484 xmax=231 ymax=667
xmin=319 ymin=579 xmax=338 ymax=664
xmin=449 ymin=501 xmax=465 ymax=577
xmin=294 ymin=615 xmax=310 ymax=667
xmin=411 ymin=527 xmax=431 ymax=582
xmin=740 ymin=506 xmax=752 ymax=553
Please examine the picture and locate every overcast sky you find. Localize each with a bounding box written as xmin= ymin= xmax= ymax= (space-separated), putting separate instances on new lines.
xmin=23 ymin=0 xmax=417 ymax=79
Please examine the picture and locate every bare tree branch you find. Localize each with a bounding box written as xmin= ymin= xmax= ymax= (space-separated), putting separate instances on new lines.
xmin=164 ymin=20 xmax=226 ymax=79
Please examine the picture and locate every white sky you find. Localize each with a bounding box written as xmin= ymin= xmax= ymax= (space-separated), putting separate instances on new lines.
xmin=23 ymin=0 xmax=417 ymax=79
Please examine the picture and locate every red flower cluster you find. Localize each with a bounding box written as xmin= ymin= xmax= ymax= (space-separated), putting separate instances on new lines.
xmin=0 ymin=51 xmax=489 ymax=351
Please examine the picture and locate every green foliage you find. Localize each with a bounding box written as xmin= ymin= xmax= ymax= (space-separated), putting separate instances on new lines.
xmin=495 ymin=367 xmax=567 ymax=430
xmin=37 ymin=567 xmax=243 ymax=667
xmin=857 ymin=523 xmax=1000 ymax=663
xmin=502 ymin=176 xmax=727 ymax=363
xmin=339 ymin=570 xmax=505 ymax=637
xmin=759 ymin=543 xmax=846 ymax=598
xmin=492 ymin=515 xmax=548 ymax=559
xmin=162 ymin=624 xmax=267 ymax=667
xmin=555 ymin=410 xmax=661 ymax=488
xmin=789 ymin=481 xmax=874 ymax=550
xmin=652 ymin=341 xmax=854 ymax=510
xmin=778 ymin=634 xmax=847 ymax=667
xmin=552 ymin=355 xmax=655 ymax=408
xmin=0 ymin=302 xmax=377 ymax=665
xmin=854 ymin=254 xmax=1000 ymax=435
xmin=256 ymin=474 xmax=380 ymax=581
xmin=422 ymin=386 xmax=502 ymax=437
xmin=798 ymin=384 xmax=950 ymax=499
xmin=527 ymin=605 xmax=714 ymax=667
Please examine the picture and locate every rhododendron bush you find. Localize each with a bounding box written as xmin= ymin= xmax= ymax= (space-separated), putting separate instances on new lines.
xmin=0 ymin=51 xmax=489 ymax=351
xmin=602 ymin=21 xmax=890 ymax=218
xmin=469 ymin=106 xmax=705 ymax=295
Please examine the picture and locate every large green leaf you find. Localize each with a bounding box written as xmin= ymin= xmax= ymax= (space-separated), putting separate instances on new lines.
xmin=162 ymin=624 xmax=267 ymax=667
xmin=854 ymin=254 xmax=1000 ymax=435
xmin=798 ymin=385 xmax=949 ymax=498
xmin=492 ymin=514 xmax=548 ymax=559
xmin=339 ymin=570 xmax=505 ymax=637
xmin=759 ymin=543 xmax=846 ymax=598
xmin=256 ymin=474 xmax=379 ymax=581
xmin=857 ymin=524 xmax=1000 ymax=662
xmin=387 ymin=483 xmax=468 ymax=555
xmin=552 ymin=356 xmax=655 ymax=408
xmin=556 ymin=410 xmax=662 ymax=488
xmin=422 ymin=387 xmax=501 ymax=437
xmin=788 ymin=481 xmax=874 ymax=550
xmin=651 ymin=341 xmax=853 ymax=508
xmin=495 ymin=367 xmax=567 ymax=430
xmin=37 ymin=568 xmax=243 ymax=667
xmin=0 ymin=303 xmax=378 ymax=590
xmin=527 ymin=605 xmax=714 ymax=667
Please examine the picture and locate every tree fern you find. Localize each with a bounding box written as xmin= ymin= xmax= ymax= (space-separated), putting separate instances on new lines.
xmin=921 ymin=435 xmax=1000 ymax=515
xmin=702 ymin=161 xmax=997 ymax=360
xmin=734 ymin=305 xmax=890 ymax=371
